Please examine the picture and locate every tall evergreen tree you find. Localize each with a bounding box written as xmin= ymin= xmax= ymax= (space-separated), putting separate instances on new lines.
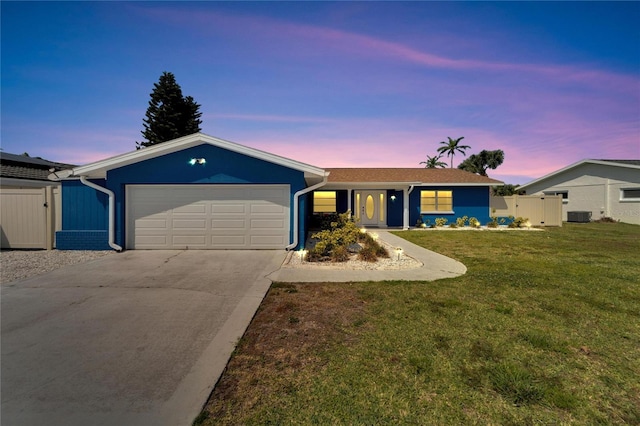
xmin=136 ymin=72 xmax=202 ymax=149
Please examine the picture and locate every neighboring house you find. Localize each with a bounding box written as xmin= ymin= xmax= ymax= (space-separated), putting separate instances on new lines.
xmin=518 ymin=159 xmax=640 ymax=225
xmin=51 ymin=133 xmax=502 ymax=251
xmin=1 ymin=152 xmax=74 ymax=249
xmin=0 ymin=152 xmax=73 ymax=189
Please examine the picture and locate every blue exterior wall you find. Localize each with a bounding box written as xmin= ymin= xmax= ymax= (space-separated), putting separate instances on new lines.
xmin=387 ymin=190 xmax=404 ymax=227
xmin=61 ymin=179 xmax=108 ymax=229
xmin=105 ymin=144 xmax=307 ymax=248
xmin=56 ymin=179 xmax=110 ymax=250
xmin=410 ymin=186 xmax=492 ymax=226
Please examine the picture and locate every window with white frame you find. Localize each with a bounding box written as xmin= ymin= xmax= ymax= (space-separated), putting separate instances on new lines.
xmin=620 ymin=188 xmax=640 ymax=201
xmin=544 ymin=190 xmax=569 ymax=202
xmin=313 ymin=191 xmax=337 ymax=213
xmin=420 ymin=190 xmax=453 ymax=213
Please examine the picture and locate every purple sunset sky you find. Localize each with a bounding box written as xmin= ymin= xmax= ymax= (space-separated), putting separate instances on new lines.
xmin=2 ymin=1 xmax=639 ymax=184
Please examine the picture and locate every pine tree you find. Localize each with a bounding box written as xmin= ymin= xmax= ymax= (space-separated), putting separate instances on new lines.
xmin=136 ymin=72 xmax=202 ymax=149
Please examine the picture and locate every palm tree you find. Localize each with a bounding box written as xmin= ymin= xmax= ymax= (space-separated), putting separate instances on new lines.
xmin=437 ymin=136 xmax=470 ymax=168
xmin=420 ymin=154 xmax=447 ymax=168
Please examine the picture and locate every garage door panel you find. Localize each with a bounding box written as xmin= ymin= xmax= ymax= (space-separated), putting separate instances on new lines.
xmin=173 ymin=204 xmax=207 ymax=214
xmin=172 ymin=219 xmax=207 ymax=229
xmin=173 ymin=235 xmax=207 ymax=246
xmin=251 ymin=219 xmax=285 ymax=229
xmin=211 ymin=204 xmax=245 ymax=214
xmin=211 ymin=235 xmax=247 ymax=247
xmin=135 ymin=218 xmax=168 ymax=229
xmin=211 ymin=219 xmax=246 ymax=229
xmin=251 ymin=235 xmax=287 ymax=246
xmin=136 ymin=235 xmax=169 ymax=246
xmin=251 ymin=204 xmax=286 ymax=214
xmin=127 ymin=185 xmax=289 ymax=249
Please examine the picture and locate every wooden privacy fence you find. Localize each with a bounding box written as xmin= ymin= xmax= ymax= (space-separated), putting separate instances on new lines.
xmin=490 ymin=195 xmax=563 ymax=227
xmin=0 ymin=187 xmax=61 ymax=249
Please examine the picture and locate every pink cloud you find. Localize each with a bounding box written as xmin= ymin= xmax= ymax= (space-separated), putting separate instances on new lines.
xmin=136 ymin=5 xmax=638 ymax=95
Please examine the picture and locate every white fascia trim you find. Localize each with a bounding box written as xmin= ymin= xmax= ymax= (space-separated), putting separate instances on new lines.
xmin=69 ymin=133 xmax=326 ymax=179
xmin=324 ymin=182 xmax=499 ymax=190
xmin=519 ymin=159 xmax=640 ymax=191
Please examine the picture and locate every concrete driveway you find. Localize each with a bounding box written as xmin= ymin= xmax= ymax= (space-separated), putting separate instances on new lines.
xmin=1 ymin=250 xmax=286 ymax=426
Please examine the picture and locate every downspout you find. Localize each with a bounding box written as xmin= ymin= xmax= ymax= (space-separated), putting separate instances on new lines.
xmin=285 ymin=175 xmax=328 ymax=250
xmin=79 ymin=176 xmax=123 ymax=252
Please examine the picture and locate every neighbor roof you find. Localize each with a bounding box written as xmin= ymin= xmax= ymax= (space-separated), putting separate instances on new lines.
xmin=1 ymin=152 xmax=75 ymax=182
xmin=519 ymin=159 xmax=640 ymax=191
xmin=53 ymin=133 xmax=328 ymax=182
xmin=324 ymin=168 xmax=503 ymax=187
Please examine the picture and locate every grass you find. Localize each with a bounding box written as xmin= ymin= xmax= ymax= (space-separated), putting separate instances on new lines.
xmin=197 ymin=223 xmax=640 ymax=425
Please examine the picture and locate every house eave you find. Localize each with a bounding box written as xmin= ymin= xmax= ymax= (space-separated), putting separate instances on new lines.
xmin=519 ymin=159 xmax=640 ymax=191
xmin=63 ymin=133 xmax=327 ymax=181
xmin=323 ymin=181 xmax=501 ymax=190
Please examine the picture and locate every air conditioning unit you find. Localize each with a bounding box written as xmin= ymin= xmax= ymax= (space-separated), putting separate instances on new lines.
xmin=567 ymin=211 xmax=591 ymax=223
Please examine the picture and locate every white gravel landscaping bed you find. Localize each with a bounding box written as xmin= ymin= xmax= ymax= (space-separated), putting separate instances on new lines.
xmin=0 ymin=250 xmax=114 ymax=284
xmin=282 ymin=239 xmax=422 ymax=271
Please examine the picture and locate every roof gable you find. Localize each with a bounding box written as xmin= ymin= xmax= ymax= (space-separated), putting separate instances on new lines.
xmin=58 ymin=133 xmax=327 ymax=181
xmin=519 ymin=159 xmax=640 ymax=191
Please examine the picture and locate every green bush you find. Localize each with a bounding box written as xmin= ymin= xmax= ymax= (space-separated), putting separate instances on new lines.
xmin=456 ymin=216 xmax=468 ymax=227
xmin=435 ymin=217 xmax=448 ymax=227
xmin=310 ymin=212 xmax=360 ymax=259
xmin=469 ymin=217 xmax=480 ymax=228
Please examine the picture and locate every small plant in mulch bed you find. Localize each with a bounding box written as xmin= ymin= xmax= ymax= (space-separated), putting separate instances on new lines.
xmin=357 ymin=234 xmax=389 ymax=262
xmin=456 ymin=216 xmax=469 ymax=227
xmin=508 ymin=217 xmax=529 ymax=228
xmin=435 ymin=217 xmax=448 ymax=227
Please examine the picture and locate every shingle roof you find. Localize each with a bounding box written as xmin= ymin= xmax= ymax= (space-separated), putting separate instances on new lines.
xmin=0 ymin=152 xmax=75 ymax=182
xmin=325 ymin=168 xmax=503 ymax=185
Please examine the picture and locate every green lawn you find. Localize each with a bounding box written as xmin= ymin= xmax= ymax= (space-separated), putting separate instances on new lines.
xmin=199 ymin=223 xmax=640 ymax=425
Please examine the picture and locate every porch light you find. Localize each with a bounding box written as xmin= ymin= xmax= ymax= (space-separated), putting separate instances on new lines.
xmin=298 ymin=249 xmax=308 ymax=261
xmin=189 ymin=158 xmax=206 ymax=166
xmin=390 ymin=195 xmax=397 ymax=201
xmin=395 ymin=247 xmax=403 ymax=261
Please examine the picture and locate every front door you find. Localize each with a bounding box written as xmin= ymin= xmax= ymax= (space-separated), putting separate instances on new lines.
xmin=355 ymin=190 xmax=386 ymax=227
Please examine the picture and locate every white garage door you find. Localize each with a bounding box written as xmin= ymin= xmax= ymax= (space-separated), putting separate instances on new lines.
xmin=126 ymin=185 xmax=290 ymax=249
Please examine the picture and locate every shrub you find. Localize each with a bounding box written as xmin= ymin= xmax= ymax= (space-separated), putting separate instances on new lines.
xmin=331 ymin=245 xmax=350 ymax=262
xmin=487 ymin=217 xmax=499 ymax=228
xmin=595 ymin=216 xmax=617 ymax=223
xmin=357 ymin=245 xmax=378 ymax=262
xmin=310 ymin=211 xmax=360 ymax=260
xmin=512 ymin=217 xmax=529 ymax=228
xmin=435 ymin=217 xmax=448 ymax=227
xmin=456 ymin=216 xmax=469 ymax=227
xmin=468 ymin=217 xmax=480 ymax=228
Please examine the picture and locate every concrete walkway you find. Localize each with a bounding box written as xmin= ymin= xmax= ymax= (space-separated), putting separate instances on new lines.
xmin=268 ymin=230 xmax=466 ymax=282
